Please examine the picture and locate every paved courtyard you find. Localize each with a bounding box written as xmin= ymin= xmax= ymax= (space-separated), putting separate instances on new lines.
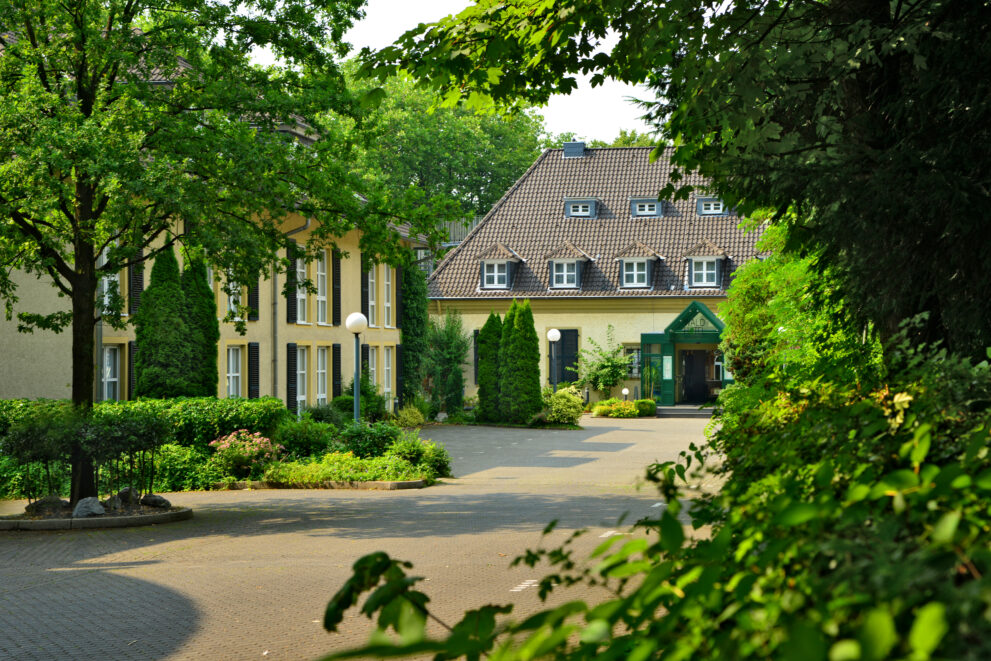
xmin=0 ymin=416 xmax=710 ymax=660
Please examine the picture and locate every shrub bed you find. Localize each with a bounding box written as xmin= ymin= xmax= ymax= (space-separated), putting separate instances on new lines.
xmin=264 ymin=453 xmax=425 ymax=485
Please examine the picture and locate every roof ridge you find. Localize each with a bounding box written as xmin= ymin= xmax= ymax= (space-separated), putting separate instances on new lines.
xmin=429 ymin=148 xmax=553 ymax=282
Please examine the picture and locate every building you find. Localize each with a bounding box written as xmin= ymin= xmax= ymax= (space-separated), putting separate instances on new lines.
xmin=427 ymin=143 xmax=764 ymax=406
xmin=0 ymin=216 xmax=409 ymax=414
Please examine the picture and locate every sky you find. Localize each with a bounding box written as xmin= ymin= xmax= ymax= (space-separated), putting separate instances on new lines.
xmin=342 ymin=0 xmax=655 ymax=143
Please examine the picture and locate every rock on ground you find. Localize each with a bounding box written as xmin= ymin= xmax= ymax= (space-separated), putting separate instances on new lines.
xmin=141 ymin=494 xmax=171 ymax=508
xmin=72 ymin=497 xmax=105 ymax=518
xmin=24 ymin=495 xmax=69 ymax=516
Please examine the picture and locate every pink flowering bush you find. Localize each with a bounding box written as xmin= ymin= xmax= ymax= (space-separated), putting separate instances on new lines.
xmin=208 ymin=429 xmax=284 ymax=479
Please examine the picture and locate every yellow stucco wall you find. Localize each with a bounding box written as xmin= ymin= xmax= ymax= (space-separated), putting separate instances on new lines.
xmin=432 ymin=296 xmax=725 ymax=401
xmin=0 ymin=218 xmax=404 ymax=408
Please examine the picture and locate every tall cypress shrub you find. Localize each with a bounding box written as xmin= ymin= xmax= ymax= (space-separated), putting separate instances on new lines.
xmin=507 ymin=300 xmax=542 ymax=423
xmin=497 ymin=300 xmax=519 ymax=419
xmin=181 ymin=252 xmax=220 ymax=396
xmin=134 ymin=247 xmax=194 ymax=398
xmin=400 ymin=265 xmax=429 ymax=402
xmin=476 ymin=311 xmax=503 ymax=422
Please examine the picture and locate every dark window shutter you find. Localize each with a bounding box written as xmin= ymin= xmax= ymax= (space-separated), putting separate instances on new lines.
xmin=286 ymin=343 xmax=298 ymax=414
xmin=576 ymin=261 xmax=584 ymax=289
xmin=508 ymin=261 xmax=518 ymax=288
xmin=395 ymin=266 xmax=404 ymax=330
xmin=248 ymin=342 xmax=260 ymax=399
xmin=716 ymin=258 xmax=724 ymax=289
xmin=128 ymin=251 xmax=143 ymax=314
xmin=547 ymin=261 xmax=554 ymax=287
xmin=332 ymin=343 xmax=342 ymax=398
xmin=361 ymin=343 xmax=369 ymax=372
xmin=360 ymin=253 xmax=369 ymax=319
xmin=478 ymin=263 xmax=485 ymax=288
xmin=559 ymin=330 xmax=579 ymax=383
xmin=473 ymin=329 xmax=479 ymax=385
xmin=332 ymin=250 xmax=342 ymax=325
xmin=395 ymin=344 xmax=404 ymax=406
xmin=247 ymin=281 xmax=259 ymax=321
xmin=127 ymin=341 xmax=137 ymax=399
xmin=286 ymin=242 xmax=298 ymax=324
xmin=618 ymin=259 xmax=626 ymax=287
xmin=688 ymin=259 xmax=695 ymax=287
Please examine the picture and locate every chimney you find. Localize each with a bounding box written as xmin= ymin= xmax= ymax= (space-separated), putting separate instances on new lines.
xmin=562 ymin=141 xmax=586 ymax=158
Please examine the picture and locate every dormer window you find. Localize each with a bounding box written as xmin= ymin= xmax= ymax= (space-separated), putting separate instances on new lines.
xmin=630 ymin=198 xmax=663 ymax=217
xmin=551 ymin=261 xmax=578 ymax=288
xmin=570 ymin=202 xmax=590 ymax=216
xmin=691 ymin=258 xmax=718 ymax=286
xmin=565 ymin=198 xmax=598 ymax=218
xmin=483 ymin=262 xmax=508 ymax=288
xmin=698 ymin=198 xmax=726 ymax=215
xmin=622 ymin=259 xmax=649 ymax=287
xmin=636 ymin=202 xmax=656 ymax=215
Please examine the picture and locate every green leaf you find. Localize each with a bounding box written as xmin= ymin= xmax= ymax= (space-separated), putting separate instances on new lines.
xmin=858 ymin=608 xmax=897 ymax=660
xmin=931 ymin=510 xmax=961 ymax=545
xmin=909 ymin=424 xmax=932 ymax=465
xmin=780 ymin=622 xmax=827 ymax=661
xmin=828 ymin=639 xmax=861 ymax=661
xmin=580 ymin=619 xmax=611 ymax=643
xmin=659 ymin=510 xmax=685 ymax=551
xmin=774 ymin=502 xmax=819 ymax=526
xmin=909 ymin=602 xmax=947 ymax=658
xmin=975 ymin=469 xmax=991 ymax=490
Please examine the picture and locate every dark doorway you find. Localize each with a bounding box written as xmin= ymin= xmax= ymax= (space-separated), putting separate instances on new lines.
xmin=681 ymin=350 xmax=708 ymax=403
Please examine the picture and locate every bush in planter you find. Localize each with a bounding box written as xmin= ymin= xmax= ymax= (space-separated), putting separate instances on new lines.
xmin=609 ymin=400 xmax=638 ymax=418
xmin=546 ymin=386 xmax=584 ymax=425
xmin=265 ymin=452 xmax=424 ymax=484
xmin=634 ymin=398 xmax=656 ymax=417
xmin=273 ymin=415 xmax=340 ymax=458
xmin=385 ymin=429 xmax=428 ymax=465
xmin=208 ymin=429 xmax=284 ymax=480
xmin=591 ymin=398 xmax=620 ymax=417
xmin=420 ymin=440 xmax=452 ymax=478
xmin=395 ymin=405 xmax=425 ymax=428
xmin=339 ymin=421 xmax=401 ymax=458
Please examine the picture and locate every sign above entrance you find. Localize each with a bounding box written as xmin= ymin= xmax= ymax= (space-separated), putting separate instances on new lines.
xmin=682 ymin=312 xmax=718 ymax=333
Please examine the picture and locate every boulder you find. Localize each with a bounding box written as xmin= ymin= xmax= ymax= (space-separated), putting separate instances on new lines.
xmin=72 ymin=497 xmax=105 ymax=518
xmin=102 ymin=495 xmax=124 ymax=511
xmin=117 ymin=486 xmax=141 ymax=504
xmin=25 ymin=494 xmax=69 ymax=516
xmin=141 ymin=494 xmax=171 ymax=508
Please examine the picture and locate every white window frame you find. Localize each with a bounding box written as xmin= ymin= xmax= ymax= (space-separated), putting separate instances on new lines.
xmin=700 ymin=199 xmax=725 ymax=215
xmin=368 ymin=265 xmax=377 ymax=326
xmin=552 ymin=261 xmax=577 ymax=288
xmin=569 ymin=202 xmax=591 ymax=216
xmin=297 ymin=346 xmax=308 ymax=408
xmin=483 ymin=262 xmax=508 ymax=289
xmin=622 ymin=259 xmax=649 ymax=288
xmin=316 ymin=251 xmax=327 ymax=324
xmin=384 ymin=267 xmax=392 ymax=327
xmin=384 ymin=347 xmax=392 ymax=409
xmin=226 ymin=346 xmax=242 ymax=398
xmin=102 ymin=345 xmax=120 ymax=401
xmin=296 ymin=257 xmax=308 ymax=323
xmin=316 ymin=346 xmax=328 ymax=405
xmin=369 ymin=346 xmax=378 ymax=388
xmin=635 ymin=201 xmax=657 ymax=216
xmin=692 ymin=258 xmax=718 ymax=287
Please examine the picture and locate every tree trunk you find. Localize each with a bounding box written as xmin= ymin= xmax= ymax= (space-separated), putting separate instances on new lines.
xmin=70 ymin=250 xmax=98 ymax=505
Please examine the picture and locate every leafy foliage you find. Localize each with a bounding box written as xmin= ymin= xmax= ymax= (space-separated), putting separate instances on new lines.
xmin=207 ymin=430 xmax=283 ymax=480
xmin=503 ymin=300 xmax=542 ymax=424
xmin=180 ymin=251 xmax=220 ymax=397
xmin=634 ymin=399 xmax=656 ymax=417
xmin=339 ymin=421 xmax=402 ymax=459
xmin=475 ymin=312 xmax=503 ymax=423
xmin=568 ymin=325 xmax=632 ymax=398
xmin=497 ymin=300 xmax=519 ymax=419
xmin=264 ymin=453 xmax=424 ymax=485
xmin=394 ymin=405 xmax=426 ymax=429
xmin=544 ymin=386 xmax=584 ymax=426
xmin=399 ymin=264 xmax=429 ymax=404
xmin=423 ymin=311 xmax=472 ymax=414
xmin=272 ymin=415 xmax=340 ymax=459
xmin=134 ymin=248 xmax=194 ymax=398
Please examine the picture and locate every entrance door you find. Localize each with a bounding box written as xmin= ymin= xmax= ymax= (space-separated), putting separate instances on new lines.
xmin=681 ymin=350 xmax=708 ymax=403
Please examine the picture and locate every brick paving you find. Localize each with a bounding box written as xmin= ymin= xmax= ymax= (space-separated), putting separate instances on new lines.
xmin=0 ymin=416 xmax=711 ymax=661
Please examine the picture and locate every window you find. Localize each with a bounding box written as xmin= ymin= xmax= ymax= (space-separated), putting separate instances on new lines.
xmin=226 ymin=346 xmax=242 ymax=397
xmin=622 ymin=259 xmax=649 ymax=287
xmin=316 ymin=347 xmax=328 ymax=405
xmin=625 ymin=347 xmax=641 ymax=379
xmin=415 ymin=248 xmax=433 ymax=275
xmin=635 ymin=202 xmax=656 ymax=215
xmin=368 ymin=265 xmax=377 ymax=326
xmin=714 ymin=352 xmax=724 ymax=382
xmin=296 ymin=257 xmax=307 ymax=323
xmin=369 ymin=347 xmax=378 ymax=387
xmin=699 ymin=199 xmax=725 ymax=215
xmin=384 ymin=347 xmax=393 ymax=409
xmin=384 ymin=267 xmax=392 ymax=327
xmin=569 ymin=202 xmax=591 ymax=216
xmin=316 ymin=252 xmax=327 ymax=323
xmin=102 ymin=346 xmax=120 ymax=401
xmin=483 ymin=262 xmax=508 ymax=288
xmin=552 ymin=261 xmax=577 ymax=288
xmin=227 ymin=279 xmax=241 ymax=317
xmin=97 ymin=247 xmax=119 ymax=312
xmin=296 ymin=346 xmax=308 ymax=408
xmin=692 ymin=259 xmax=718 ymax=287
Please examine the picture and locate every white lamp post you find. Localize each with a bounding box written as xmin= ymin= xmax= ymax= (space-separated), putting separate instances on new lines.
xmin=622 ymin=387 xmax=630 ymax=401
xmin=547 ymin=328 xmax=561 ymax=392
xmin=345 ymin=312 xmax=368 ymax=422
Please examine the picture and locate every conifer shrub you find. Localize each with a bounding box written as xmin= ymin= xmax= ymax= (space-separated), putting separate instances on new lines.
xmin=476 ymin=311 xmax=503 ymax=422
xmin=180 ymin=252 xmax=220 ymax=397
xmin=505 ymin=300 xmax=542 ymax=424
xmin=497 ymin=300 xmax=519 ymax=418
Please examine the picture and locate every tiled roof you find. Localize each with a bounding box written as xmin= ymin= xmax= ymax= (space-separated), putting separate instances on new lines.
xmin=476 ymin=243 xmax=523 ymax=261
xmin=684 ymin=238 xmax=728 ymax=257
xmin=542 ymin=242 xmax=594 ymax=260
xmin=614 ymin=241 xmax=664 ymax=260
xmin=428 ymin=146 xmax=764 ymax=298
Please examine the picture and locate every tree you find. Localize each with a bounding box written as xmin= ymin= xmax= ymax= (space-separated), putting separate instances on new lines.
xmin=569 ymin=325 xmax=631 ymax=399
xmin=180 ymin=252 xmax=220 ymax=397
xmin=362 ymin=0 xmax=991 ymax=360
xmin=475 ymin=312 xmax=503 ymax=422
xmin=0 ymin=0 xmax=448 ymax=502
xmin=497 ymin=299 xmax=519 ymax=418
xmin=608 ymin=129 xmax=656 ymax=148
xmin=505 ymin=300 xmax=541 ymax=424
xmin=399 ymin=265 xmax=429 ymax=404
xmin=423 ymin=311 xmax=471 ymax=415
xmin=133 ymin=248 xmax=193 ymax=399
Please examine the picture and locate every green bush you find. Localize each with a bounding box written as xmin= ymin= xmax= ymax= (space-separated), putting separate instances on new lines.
xmin=385 ymin=430 xmax=427 ymax=465
xmin=273 ymin=415 xmax=340 ymax=458
xmin=151 ymin=443 xmax=218 ymax=492
xmin=546 ymin=386 xmax=584 ymax=425
xmin=0 ymin=455 xmax=70 ymax=500
xmin=339 ymin=421 xmax=401 ymax=458
xmin=395 ymin=405 xmax=425 ymax=428
xmin=208 ymin=429 xmax=284 ymax=480
xmin=332 ymin=394 xmax=386 ymax=423
xmin=634 ymin=398 xmax=656 ymax=417
xmin=264 ymin=452 xmax=425 ymax=484
xmin=591 ymin=398 xmax=619 ymax=417
xmin=305 ymin=403 xmax=349 ymax=427
xmin=420 ymin=440 xmax=452 ymax=478
xmin=608 ymin=400 xmax=638 ymax=418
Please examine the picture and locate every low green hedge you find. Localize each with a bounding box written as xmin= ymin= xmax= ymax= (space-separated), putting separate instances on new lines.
xmin=264 ymin=452 xmax=426 ymax=484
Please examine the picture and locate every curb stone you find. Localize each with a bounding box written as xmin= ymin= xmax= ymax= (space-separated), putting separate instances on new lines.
xmin=0 ymin=507 xmax=193 ymax=531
